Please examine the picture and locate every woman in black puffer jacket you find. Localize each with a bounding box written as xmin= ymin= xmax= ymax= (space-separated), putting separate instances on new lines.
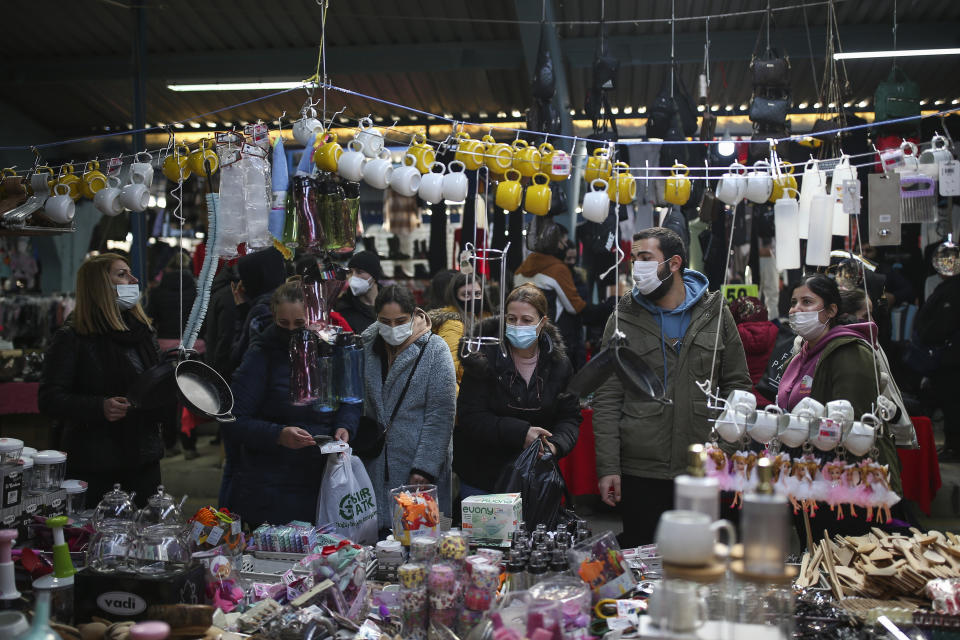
xmin=39 ymin=253 xmax=166 ymax=507
xmin=454 ymin=285 xmax=581 ymax=499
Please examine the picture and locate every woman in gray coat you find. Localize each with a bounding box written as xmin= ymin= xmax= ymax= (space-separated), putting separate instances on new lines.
xmin=361 ymin=285 xmax=457 ymax=533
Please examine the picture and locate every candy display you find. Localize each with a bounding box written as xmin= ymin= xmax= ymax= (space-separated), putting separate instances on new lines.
xmin=390 ymin=484 xmax=440 ymax=546
xmin=569 ymin=531 xmax=636 ymax=602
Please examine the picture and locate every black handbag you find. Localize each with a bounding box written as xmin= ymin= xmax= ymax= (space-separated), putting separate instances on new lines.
xmin=352 ymin=341 xmax=427 ymax=461
xmin=749 ymin=95 xmax=791 ymax=127
xmin=751 ymin=53 xmax=791 ymax=88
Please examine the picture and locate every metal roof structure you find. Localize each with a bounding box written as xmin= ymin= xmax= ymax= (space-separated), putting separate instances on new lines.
xmin=1 ymin=0 xmax=959 ymax=140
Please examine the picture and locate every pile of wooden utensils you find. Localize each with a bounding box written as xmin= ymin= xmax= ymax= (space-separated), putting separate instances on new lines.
xmin=796 ymin=528 xmax=960 ymax=604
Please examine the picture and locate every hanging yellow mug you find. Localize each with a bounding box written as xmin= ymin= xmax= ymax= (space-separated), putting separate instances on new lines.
xmin=584 ymin=148 xmax=612 ymax=184
xmin=454 ymin=133 xmax=485 ymax=171
xmin=524 ymin=173 xmax=553 ymax=216
xmin=495 ymin=169 xmax=523 ymax=211
xmin=609 ymin=162 xmax=636 ymax=204
xmin=664 ymin=164 xmax=692 ymax=206
xmin=405 ymin=133 xmax=435 ymax=174
xmin=188 ymin=139 xmax=219 ymax=176
xmin=483 ymin=135 xmax=513 ymax=174
xmin=80 ymin=161 xmax=108 ymax=199
xmin=512 ymin=139 xmax=541 ymax=178
xmin=55 ymin=164 xmax=82 ymax=201
xmin=769 ymin=162 xmax=798 ymax=203
xmin=539 ymin=143 xmax=571 ymax=182
xmin=163 ymin=145 xmax=192 ymax=182
xmin=314 ymin=132 xmax=344 ymax=173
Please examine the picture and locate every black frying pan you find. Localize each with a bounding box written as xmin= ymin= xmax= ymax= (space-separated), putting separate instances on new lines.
xmin=567 ymin=333 xmax=670 ymax=404
xmin=174 ymin=359 xmax=236 ymax=423
xmin=127 ymin=349 xmax=184 ymax=410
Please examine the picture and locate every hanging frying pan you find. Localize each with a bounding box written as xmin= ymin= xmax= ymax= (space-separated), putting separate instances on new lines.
xmin=567 ymin=333 xmax=669 ymax=403
xmin=127 ymin=349 xmax=184 ymax=410
xmin=174 ymin=359 xmax=236 ymax=423
xmin=567 ymin=333 xmax=624 ymax=397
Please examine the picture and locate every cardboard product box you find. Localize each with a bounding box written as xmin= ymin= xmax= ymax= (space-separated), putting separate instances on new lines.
xmin=75 ymin=564 xmax=206 ymax=622
xmin=0 ymin=505 xmax=20 ymax=531
xmin=18 ymin=495 xmax=41 ymax=540
xmin=460 ymin=493 xmax=522 ymax=547
xmin=0 ymin=463 xmax=24 ymax=510
xmin=41 ymin=488 xmax=66 ymax=517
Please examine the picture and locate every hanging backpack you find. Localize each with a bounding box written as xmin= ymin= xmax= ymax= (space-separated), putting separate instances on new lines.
xmin=874 ymin=66 xmax=921 ymax=123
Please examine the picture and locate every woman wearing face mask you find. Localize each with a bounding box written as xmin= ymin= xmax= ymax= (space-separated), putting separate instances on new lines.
xmin=776 ymin=274 xmax=902 ymax=542
xmin=39 ymin=253 xmax=166 ymax=507
xmin=334 ymin=251 xmax=383 ymax=334
xmin=361 ymin=285 xmax=457 ymax=534
xmin=454 ymin=284 xmax=581 ymax=502
xmin=227 ymin=278 xmax=361 ymax=527
xmin=428 ymin=272 xmax=493 ymax=388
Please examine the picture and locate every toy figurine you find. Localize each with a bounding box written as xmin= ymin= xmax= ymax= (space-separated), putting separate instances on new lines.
xmin=704 ymin=445 xmax=730 ymax=490
xmin=728 ymin=451 xmax=758 ymax=509
xmin=860 ymin=459 xmax=900 ymax=524
xmin=206 ymin=555 xmax=244 ymax=613
xmin=843 ymin=463 xmax=861 ymax=519
xmin=790 ymin=455 xmax=820 ymax=517
xmin=818 ymin=460 xmax=849 ymax=520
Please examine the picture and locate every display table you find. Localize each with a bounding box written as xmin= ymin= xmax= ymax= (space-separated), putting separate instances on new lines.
xmin=558 ymin=408 xmax=600 ymax=497
xmin=0 ymin=382 xmax=39 ymax=415
xmin=898 ymin=416 xmax=941 ymax=516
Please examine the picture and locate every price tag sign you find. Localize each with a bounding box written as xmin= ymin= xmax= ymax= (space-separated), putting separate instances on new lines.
xmin=721 ymin=284 xmax=759 ymax=303
xmin=941 ymin=160 xmax=960 ymax=196
xmin=191 ymin=521 xmax=205 ymax=543
xmin=106 ymin=157 xmax=123 ymax=177
xmin=842 ymin=179 xmax=861 ymax=214
xmin=206 ymin=525 xmax=223 ymax=546
xmin=231 ymin=519 xmax=241 ymax=536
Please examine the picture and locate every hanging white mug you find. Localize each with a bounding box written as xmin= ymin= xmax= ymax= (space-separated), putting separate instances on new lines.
xmin=419 ymin=162 xmax=446 ymax=204
xmin=582 ymin=179 xmax=610 ymax=223
xmin=714 ymin=389 xmax=756 ymax=443
xmin=829 ymin=155 xmax=857 ymax=237
xmin=747 ymin=405 xmax=786 ymax=445
xmin=362 ymin=149 xmax=393 ymax=190
xmin=797 ymin=159 xmax=826 ymax=240
xmin=356 ymin=117 xmax=385 ymax=158
xmin=120 ymin=181 xmax=150 ymax=212
xmin=897 ymin=140 xmax=920 ymax=174
xmin=745 ymin=160 xmax=773 ymax=204
xmin=293 ymin=108 xmax=322 ymax=146
xmin=390 ymin=154 xmax=421 ymax=197
xmin=30 ymin=171 xmax=51 ymax=197
xmin=42 ymin=184 xmax=76 ymax=224
xmin=93 ymin=176 xmax=124 ymax=217
xmin=715 ymin=163 xmax=747 ymax=205
xmin=919 ymin=135 xmax=953 ymax=179
xmin=442 ymin=160 xmax=468 ymax=203
xmin=843 ymin=414 xmax=878 ymax=457
xmin=778 ymin=412 xmax=812 ymax=448
xmin=337 ymin=140 xmax=367 ymax=182
xmin=129 ymin=151 xmax=154 ymax=188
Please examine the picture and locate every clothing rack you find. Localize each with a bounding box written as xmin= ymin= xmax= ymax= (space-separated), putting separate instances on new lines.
xmin=0 ymin=294 xmax=74 ymax=345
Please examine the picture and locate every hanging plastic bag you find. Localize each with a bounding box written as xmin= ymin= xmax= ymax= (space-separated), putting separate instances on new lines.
xmin=497 ymin=439 xmax=572 ymax=530
xmin=316 ymin=448 xmax=378 ymax=545
xmin=269 ymin=136 xmax=289 ymax=240
xmin=243 ymin=145 xmax=272 ymax=250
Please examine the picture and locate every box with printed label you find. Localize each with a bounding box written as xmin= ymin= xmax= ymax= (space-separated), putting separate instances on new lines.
xmin=75 ymin=564 xmax=206 ymax=622
xmin=460 ymin=493 xmax=522 ymax=546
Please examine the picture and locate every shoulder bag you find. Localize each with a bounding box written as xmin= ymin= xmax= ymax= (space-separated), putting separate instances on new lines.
xmin=353 ymin=341 xmax=428 ymax=462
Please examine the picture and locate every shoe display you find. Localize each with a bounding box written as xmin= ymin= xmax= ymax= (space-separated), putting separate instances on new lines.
xmin=362 ymin=236 xmax=381 ymax=257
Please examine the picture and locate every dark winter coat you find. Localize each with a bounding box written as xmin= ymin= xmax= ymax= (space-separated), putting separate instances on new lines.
xmin=335 ymin=291 xmax=377 ymax=335
xmin=454 ymin=319 xmax=582 ymax=492
xmin=38 ymin=315 xmax=165 ymax=473
xmin=146 ymin=270 xmax=198 ymax=340
xmin=917 ymin=275 xmax=960 ymax=369
xmin=227 ymin=323 xmax=362 ymax=526
xmin=736 ymin=320 xmax=779 ymax=407
xmin=203 ymin=267 xmax=238 ymax=380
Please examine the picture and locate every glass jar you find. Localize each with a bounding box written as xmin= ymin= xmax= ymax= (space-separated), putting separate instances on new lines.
xmin=136 ymin=485 xmax=182 ymax=528
xmin=87 ymin=522 xmax=136 ymax=573
xmin=0 ymin=438 xmax=24 ymax=465
xmin=20 ymin=447 xmax=37 ymax=460
xmin=92 ymin=484 xmax=138 ymax=531
xmin=127 ymin=524 xmax=192 ymax=576
xmin=61 ymin=480 xmax=88 ymax=516
xmin=31 ymin=451 xmax=66 ymax=493
xmin=19 ymin=457 xmax=34 ymax=495
xmin=725 ymin=569 xmax=795 ymax=639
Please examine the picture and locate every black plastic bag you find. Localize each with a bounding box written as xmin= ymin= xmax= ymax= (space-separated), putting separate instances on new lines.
xmin=497 ymin=439 xmax=572 ymax=530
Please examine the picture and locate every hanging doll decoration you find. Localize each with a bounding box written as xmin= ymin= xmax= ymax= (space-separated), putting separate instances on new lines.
xmin=859 ymin=459 xmax=900 ymax=524
xmin=844 ymin=462 xmax=862 ymax=519
xmin=772 ymin=453 xmax=798 ymax=512
xmin=817 ymin=460 xmax=850 ymax=520
xmin=704 ymin=444 xmax=730 ymax=490
xmin=791 ymin=454 xmax=820 ymax=517
xmin=728 ymin=451 xmax=758 ymax=509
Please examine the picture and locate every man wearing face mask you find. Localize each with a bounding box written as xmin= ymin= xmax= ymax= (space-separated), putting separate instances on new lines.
xmin=593 ymin=227 xmax=751 ymax=546
xmin=335 ymin=251 xmax=383 ymax=334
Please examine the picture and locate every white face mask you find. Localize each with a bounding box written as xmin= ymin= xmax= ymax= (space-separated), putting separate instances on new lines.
xmin=379 ymin=318 xmax=414 ymax=346
xmin=788 ymin=309 xmax=828 ymax=340
xmin=632 ymin=259 xmax=670 ymax=295
xmin=116 ymin=284 xmax=141 ymax=310
xmin=349 ymin=275 xmax=371 ymax=296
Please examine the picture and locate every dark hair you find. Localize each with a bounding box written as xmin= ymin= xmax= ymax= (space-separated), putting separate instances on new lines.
xmin=374 ymin=284 xmax=417 ymax=314
xmin=426 ymin=269 xmax=458 ymax=310
xmin=633 ymin=227 xmax=687 ymax=270
xmin=444 ymin=273 xmax=493 ymax=314
xmin=505 ymin=284 xmax=548 ymax=319
xmin=797 ymin=273 xmax=841 ymax=326
xmin=837 ymin=288 xmax=868 ymax=324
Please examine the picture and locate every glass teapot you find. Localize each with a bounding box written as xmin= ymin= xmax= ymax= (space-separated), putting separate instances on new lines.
xmin=92 ymin=484 xmax=138 ymax=531
xmin=136 ymin=485 xmax=185 ymax=528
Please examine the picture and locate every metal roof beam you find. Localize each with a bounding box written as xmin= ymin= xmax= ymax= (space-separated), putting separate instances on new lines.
xmin=4 ymin=22 xmax=957 ymax=84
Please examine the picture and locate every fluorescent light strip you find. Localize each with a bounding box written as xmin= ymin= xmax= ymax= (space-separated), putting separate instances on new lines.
xmin=835 ymin=48 xmax=960 ymax=60
xmin=167 ymin=81 xmax=307 ymax=92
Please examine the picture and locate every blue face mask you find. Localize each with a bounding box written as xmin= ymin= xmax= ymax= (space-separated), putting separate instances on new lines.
xmin=505 ymin=322 xmax=539 ymax=349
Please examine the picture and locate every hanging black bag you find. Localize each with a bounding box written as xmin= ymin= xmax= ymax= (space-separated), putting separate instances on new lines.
xmin=751 ymin=52 xmax=791 ymax=88
xmin=749 ymin=95 xmax=791 ymax=128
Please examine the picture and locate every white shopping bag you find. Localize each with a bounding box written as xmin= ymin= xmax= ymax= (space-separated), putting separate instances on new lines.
xmin=316 ymin=448 xmax=378 ymax=545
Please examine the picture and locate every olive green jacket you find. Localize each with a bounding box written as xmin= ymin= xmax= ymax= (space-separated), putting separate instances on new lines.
xmin=593 ymin=291 xmax=752 ymax=480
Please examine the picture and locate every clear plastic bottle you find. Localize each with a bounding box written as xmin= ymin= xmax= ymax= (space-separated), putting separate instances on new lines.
xmin=335 ymin=333 xmax=364 ymax=404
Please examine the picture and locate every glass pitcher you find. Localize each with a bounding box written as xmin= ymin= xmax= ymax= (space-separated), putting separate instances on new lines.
xmin=289 ymin=329 xmax=319 ymax=406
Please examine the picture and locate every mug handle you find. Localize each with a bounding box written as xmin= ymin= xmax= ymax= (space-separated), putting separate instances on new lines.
xmin=448 ymin=160 xmax=466 ymax=173
xmin=403 ymin=153 xmax=418 ymax=167
xmin=591 ymin=178 xmax=609 ymax=192
xmin=411 ymin=133 xmax=426 ymax=146
xmin=512 ymin=139 xmax=529 ymax=150
xmin=107 ymin=176 xmax=122 ymax=189
xmin=348 ymin=139 xmax=364 ymax=153
xmin=710 ymin=519 xmax=736 ymax=554
xmin=358 ymin=116 xmax=373 ymax=130
xmin=135 ymin=151 xmax=153 ymax=163
xmin=429 ymin=161 xmax=446 ymax=174
xmin=672 ymin=163 xmax=689 ymax=176
xmin=379 ymin=149 xmax=392 ymax=160
xmin=538 ymin=142 xmax=554 ymax=154
xmin=532 ymin=172 xmax=549 ymax=185
xmin=932 ymin=134 xmax=949 ymax=150
xmin=504 ymin=169 xmax=521 ymax=182
xmin=85 ymin=160 xmax=99 ymax=172
xmin=54 ymin=183 xmax=70 ymax=196
xmin=325 ymin=132 xmax=339 ymax=144
xmin=900 ymin=140 xmax=918 ymax=156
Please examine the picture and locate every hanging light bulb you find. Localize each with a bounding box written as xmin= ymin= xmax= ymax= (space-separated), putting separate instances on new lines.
xmin=716 ymin=131 xmax=736 ymax=158
xmin=933 ymin=234 xmax=960 ymax=276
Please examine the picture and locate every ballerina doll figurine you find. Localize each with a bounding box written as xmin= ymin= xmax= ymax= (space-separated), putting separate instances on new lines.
xmin=704 ymin=444 xmax=731 ymax=491
xmin=773 ymin=453 xmax=799 ymax=512
xmin=729 ymin=451 xmax=752 ymax=508
xmin=843 ymin=463 xmax=862 ymax=519
xmin=791 ymin=455 xmax=819 ymax=517
xmin=818 ymin=460 xmax=849 ymax=520
xmin=860 ymin=460 xmax=900 ymax=523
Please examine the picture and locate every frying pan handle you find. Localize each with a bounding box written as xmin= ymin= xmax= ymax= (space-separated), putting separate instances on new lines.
xmin=215 ymin=412 xmax=237 ymax=423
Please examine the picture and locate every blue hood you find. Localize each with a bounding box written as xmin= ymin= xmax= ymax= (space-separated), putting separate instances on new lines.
xmin=632 ymin=269 xmax=710 ymax=388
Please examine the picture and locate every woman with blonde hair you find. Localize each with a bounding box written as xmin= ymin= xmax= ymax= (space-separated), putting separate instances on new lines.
xmin=39 ymin=253 xmax=165 ymax=506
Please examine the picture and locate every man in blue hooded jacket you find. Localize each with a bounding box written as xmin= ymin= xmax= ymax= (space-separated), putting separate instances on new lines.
xmin=592 ymin=227 xmax=751 ymax=546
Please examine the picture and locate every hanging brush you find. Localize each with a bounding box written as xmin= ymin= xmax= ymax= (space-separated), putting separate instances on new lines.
xmin=899 ymin=174 xmax=937 ymax=223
